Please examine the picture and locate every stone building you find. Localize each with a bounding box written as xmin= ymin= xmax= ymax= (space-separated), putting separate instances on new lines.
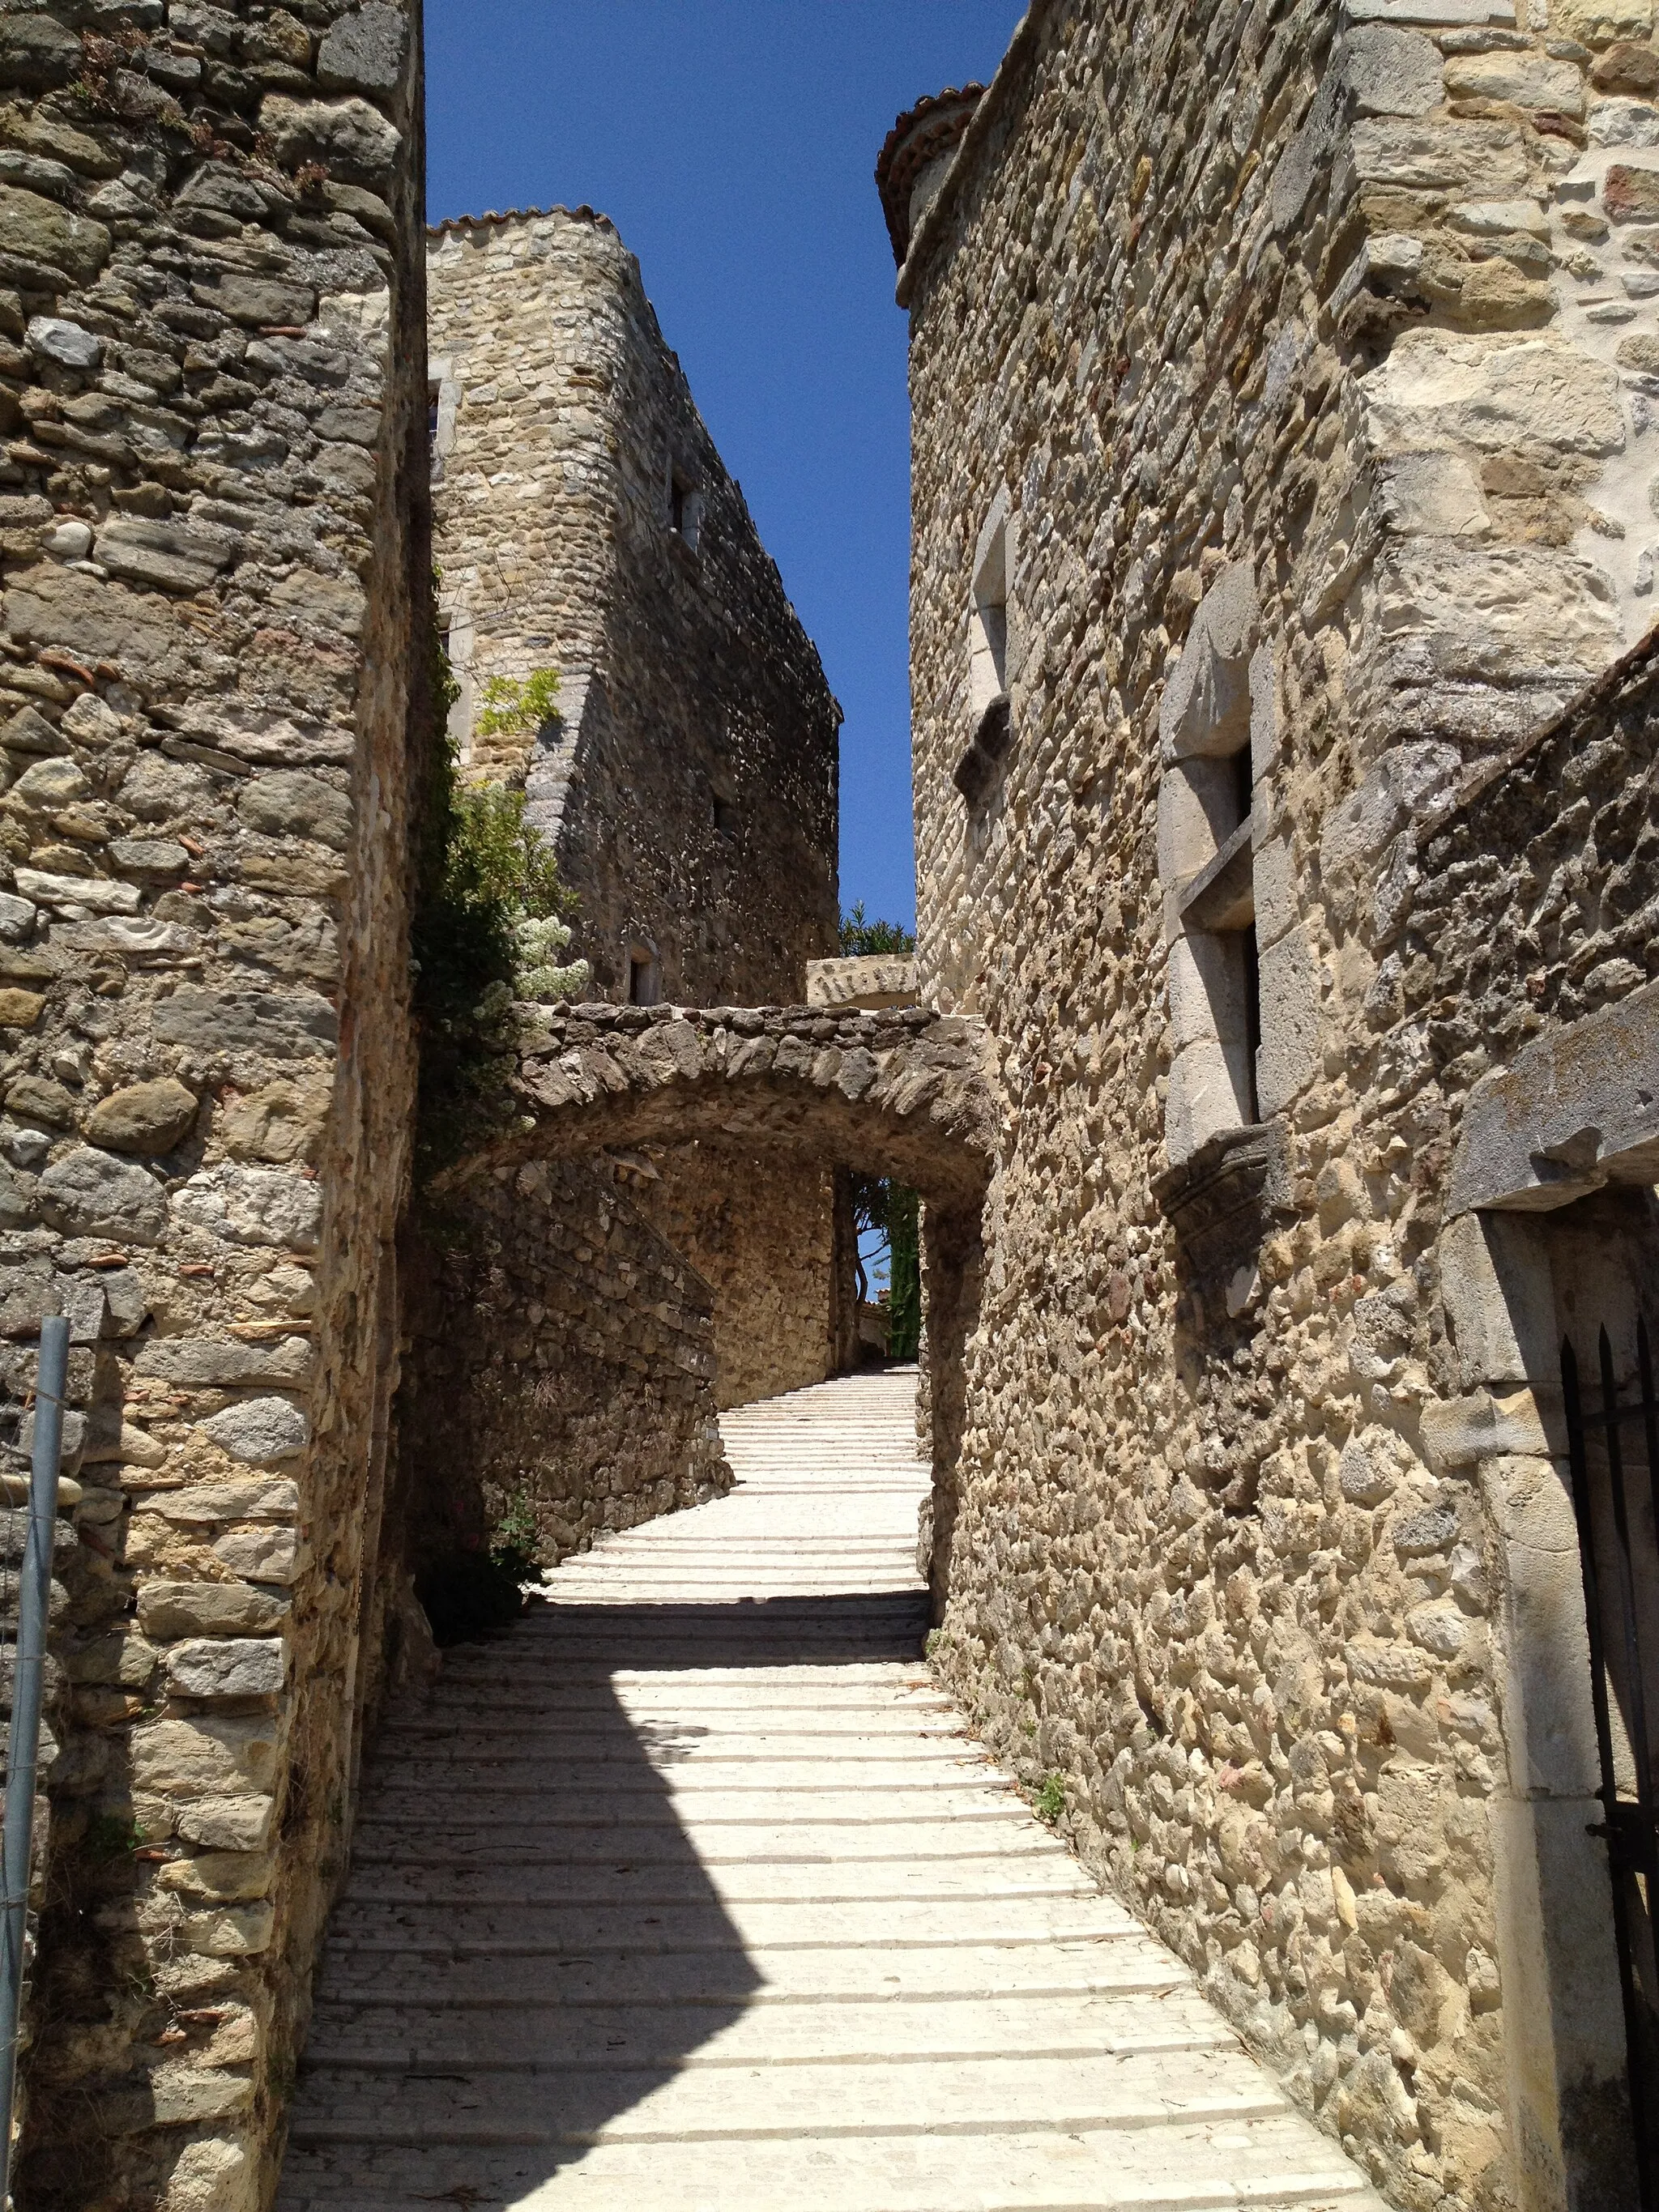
xmin=417 ymin=207 xmax=849 ymax=1486
xmin=887 ymin=5 xmax=1659 ymax=2210
xmin=0 ymin=4 xmax=429 ymax=2206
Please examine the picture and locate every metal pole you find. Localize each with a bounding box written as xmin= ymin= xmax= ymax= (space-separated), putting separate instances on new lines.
xmin=0 ymin=1315 xmax=68 ymax=2203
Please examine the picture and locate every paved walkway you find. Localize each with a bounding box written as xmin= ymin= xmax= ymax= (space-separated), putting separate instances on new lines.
xmin=278 ymin=1370 xmax=1385 ymax=2211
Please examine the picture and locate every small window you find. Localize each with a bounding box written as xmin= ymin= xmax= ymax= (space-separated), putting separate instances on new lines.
xmin=428 ymin=381 xmax=441 ymax=449
xmin=629 ymin=948 xmax=660 ymax=1006
xmin=955 ymin=496 xmax=1015 ymax=811
xmin=668 ymin=465 xmax=704 ymax=552
xmin=712 ymin=794 xmax=736 ymax=836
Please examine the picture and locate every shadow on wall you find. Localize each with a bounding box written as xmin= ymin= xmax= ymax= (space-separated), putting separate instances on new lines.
xmin=276 ymin=1587 xmax=928 ymax=2205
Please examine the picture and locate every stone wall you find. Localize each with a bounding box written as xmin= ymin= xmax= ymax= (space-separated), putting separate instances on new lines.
xmin=397 ymin=1157 xmax=730 ymax=1575
xmin=899 ymin=4 xmax=1659 ymax=2209
xmin=632 ymin=1143 xmax=836 ymax=1410
xmin=425 ymin=201 xmax=846 ymax=1439
xmin=426 ymin=207 xmax=841 ymax=1010
xmin=0 ymin=5 xmax=427 ymax=2208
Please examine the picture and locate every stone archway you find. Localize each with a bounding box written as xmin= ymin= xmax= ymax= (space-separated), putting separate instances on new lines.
xmin=439 ymin=1001 xmax=996 ymax=1208
xmin=431 ymin=1001 xmax=995 ymax=1611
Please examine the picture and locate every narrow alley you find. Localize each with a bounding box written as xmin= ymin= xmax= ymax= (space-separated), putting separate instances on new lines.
xmin=276 ymin=1373 xmax=1384 ymax=2210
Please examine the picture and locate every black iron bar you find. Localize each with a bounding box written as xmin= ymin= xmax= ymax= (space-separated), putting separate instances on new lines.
xmin=0 ymin=1315 xmax=67 ymax=2202
xmin=1564 ymin=1332 xmax=1657 ymax=2210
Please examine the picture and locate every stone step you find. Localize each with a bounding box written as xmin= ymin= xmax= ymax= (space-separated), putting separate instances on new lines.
xmin=318 ymin=1892 xmax=1135 ymax=1954
xmin=278 ymin=2119 xmax=1382 ymax=2212
xmin=337 ymin=1853 xmax=1097 ymax=1911
xmin=345 ymin=1815 xmax=1058 ymax=1865
xmin=313 ymin=1936 xmax=1191 ymax=2009
xmin=284 ymin=2046 xmax=1294 ymax=2148
xmin=301 ymin=1988 xmax=1235 ymax=2071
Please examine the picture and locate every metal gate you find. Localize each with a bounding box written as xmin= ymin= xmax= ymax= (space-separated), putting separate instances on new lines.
xmin=1562 ymin=1319 xmax=1659 ymax=2206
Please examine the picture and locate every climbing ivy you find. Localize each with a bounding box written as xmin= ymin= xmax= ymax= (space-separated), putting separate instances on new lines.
xmin=412 ymin=624 xmax=590 ymax=1179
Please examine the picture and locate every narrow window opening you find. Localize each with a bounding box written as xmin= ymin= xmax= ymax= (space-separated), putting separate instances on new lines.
xmin=1241 ymin=921 xmax=1261 ymax=1126
xmin=1232 ymin=744 xmax=1253 ymax=832
xmin=712 ymin=795 xmax=736 ymax=836
xmin=958 ymin=501 xmax=1014 ymax=811
xmin=428 ymin=381 xmax=441 ymax=450
xmin=629 ymin=950 xmax=660 ymax=1007
xmin=668 ymin=467 xmax=704 ymax=552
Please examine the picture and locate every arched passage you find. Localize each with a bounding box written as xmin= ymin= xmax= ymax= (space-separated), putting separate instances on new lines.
xmin=429 ymin=1001 xmax=994 ymax=1613
xmin=439 ymin=1002 xmax=996 ymax=1209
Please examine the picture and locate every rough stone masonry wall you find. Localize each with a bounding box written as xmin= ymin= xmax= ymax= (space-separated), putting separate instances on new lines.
xmin=425 ymin=207 xmax=845 ymax=1434
xmin=0 ymin=6 xmax=426 ymax=2210
xmin=398 ymin=1157 xmax=730 ymax=1574
xmin=426 ymin=207 xmax=840 ymax=1009
xmin=632 ymin=1143 xmax=836 ymax=1410
xmin=902 ymin=4 xmax=1659 ymax=2210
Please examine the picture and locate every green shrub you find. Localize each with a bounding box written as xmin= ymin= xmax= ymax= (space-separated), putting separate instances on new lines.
xmin=412 ymin=629 xmax=589 ymax=1177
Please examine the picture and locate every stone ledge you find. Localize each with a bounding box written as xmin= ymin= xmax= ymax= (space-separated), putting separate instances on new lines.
xmin=805 ymin=957 xmax=919 ymax=1011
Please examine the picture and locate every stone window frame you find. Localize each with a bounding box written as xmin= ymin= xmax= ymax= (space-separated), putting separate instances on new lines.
xmin=953 ymin=488 xmax=1017 ymax=812
xmin=1158 ymin=565 xmax=1320 ymax=1167
xmin=436 ymin=598 xmax=476 ymax=763
xmin=428 ymin=352 xmax=460 ymax=484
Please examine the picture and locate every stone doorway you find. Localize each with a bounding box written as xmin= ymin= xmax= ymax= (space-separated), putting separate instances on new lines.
xmin=1447 ymin=1190 xmax=1659 ymax=2211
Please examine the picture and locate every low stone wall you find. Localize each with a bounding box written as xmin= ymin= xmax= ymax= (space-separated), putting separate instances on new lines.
xmin=633 ymin=1144 xmax=836 ymax=1410
xmin=397 ymin=1159 xmax=730 ymax=1579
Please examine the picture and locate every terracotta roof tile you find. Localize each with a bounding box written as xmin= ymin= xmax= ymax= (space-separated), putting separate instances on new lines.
xmin=874 ymin=84 xmax=985 ymax=266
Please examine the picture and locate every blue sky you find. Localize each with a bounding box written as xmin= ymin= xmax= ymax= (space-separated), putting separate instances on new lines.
xmin=425 ymin=1 xmax=1026 ymax=936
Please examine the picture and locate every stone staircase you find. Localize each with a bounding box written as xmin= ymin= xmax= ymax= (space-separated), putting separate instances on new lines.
xmin=276 ymin=1370 xmax=1387 ymax=2210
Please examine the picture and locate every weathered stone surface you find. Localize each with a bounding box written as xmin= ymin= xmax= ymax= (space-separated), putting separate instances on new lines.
xmin=238 ymin=771 xmax=352 ymax=850
xmin=0 ymin=2 xmax=425 ymax=2199
xmin=37 ymin=1149 xmax=166 ymax=1244
xmin=317 ymin=2 xmax=408 ymax=95
xmin=84 ymin=1079 xmax=199 ymax=1157
xmin=165 ymin=1640 xmax=286 ymax=1702
xmin=131 ymin=1712 xmax=282 ymax=1797
xmin=259 ymin=92 xmax=401 ymax=183
xmin=198 ymin=1399 xmax=309 ymax=1470
xmin=136 ymin=1583 xmax=289 ymax=1642
xmin=173 ymin=1166 xmax=323 ymax=1251
xmin=0 ymin=182 xmax=109 ymax=281
xmin=805 ymin=956 xmax=919 ymax=1009
xmin=153 ymin=987 xmax=338 ymax=1060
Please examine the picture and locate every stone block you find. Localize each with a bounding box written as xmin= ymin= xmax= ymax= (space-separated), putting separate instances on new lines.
xmin=164 ymin=1640 xmax=286 ymax=1702
xmin=1255 ymin=927 xmax=1321 ymax=1119
xmin=804 ymin=957 xmax=918 ymax=1010
xmin=1438 ymin=1213 xmax=1555 ymax=1389
xmin=135 ymin=1337 xmax=312 ymax=1388
xmin=136 ymin=1583 xmax=289 ymax=1640
xmin=178 ymin=1901 xmax=275 ymax=1957
xmin=84 ymin=1078 xmax=199 ymax=1156
xmin=1443 ymin=51 xmax=1585 ymax=114
xmin=0 ymin=183 xmax=109 ymax=283
xmin=153 ymin=987 xmax=337 ymax=1061
xmin=260 ymin=94 xmax=402 ymax=185
xmin=131 ymin=1714 xmax=281 ymax=1799
xmin=317 ymin=2 xmax=408 ymax=95
xmin=157 ymin=1848 xmax=276 ymax=1901
xmin=1341 ymin=25 xmax=1444 ymax=117
xmin=38 ymin=1148 xmax=167 ymax=1244
xmin=173 ymin=1165 xmax=323 ymax=1251
xmin=1448 ymin=978 xmax=1659 ymax=1214
xmin=1166 ymin=1038 xmax=1249 ymax=1166
xmin=1420 ymin=1387 xmax=1552 ymax=1472
xmin=1553 ymin=0 xmax=1653 ymax=40
xmin=198 ymin=1401 xmax=309 ymax=1477
xmin=177 ymin=1796 xmax=275 ymax=1853
xmin=160 ymin=2134 xmax=255 ymax=2212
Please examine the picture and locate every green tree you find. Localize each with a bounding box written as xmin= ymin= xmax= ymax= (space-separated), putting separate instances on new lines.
xmin=838 ymin=902 xmax=915 ymax=957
